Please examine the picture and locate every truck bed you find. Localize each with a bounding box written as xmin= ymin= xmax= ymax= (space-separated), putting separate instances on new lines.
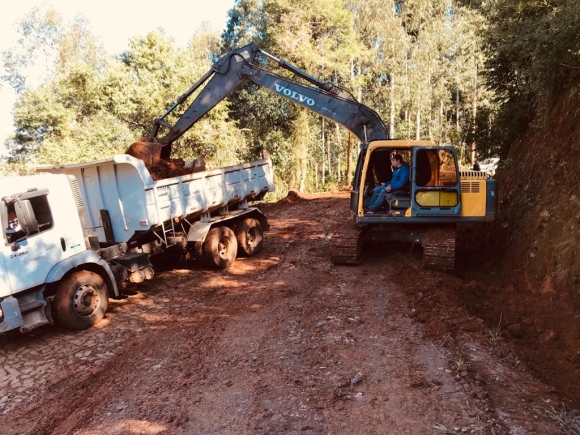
xmin=36 ymin=155 xmax=274 ymax=244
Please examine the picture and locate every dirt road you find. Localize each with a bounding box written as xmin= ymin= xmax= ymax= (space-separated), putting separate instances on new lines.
xmin=0 ymin=192 xmax=572 ymax=434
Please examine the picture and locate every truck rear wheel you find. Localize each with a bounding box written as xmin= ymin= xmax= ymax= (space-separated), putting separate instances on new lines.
xmin=53 ymin=270 xmax=109 ymax=330
xmin=235 ymin=218 xmax=264 ymax=257
xmin=202 ymin=226 xmax=238 ymax=268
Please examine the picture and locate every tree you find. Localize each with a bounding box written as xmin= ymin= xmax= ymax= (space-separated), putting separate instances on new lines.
xmin=3 ymin=10 xmax=250 ymax=169
xmin=3 ymin=1 xmax=496 ymax=187
xmin=222 ymin=0 xmax=365 ymax=190
xmin=480 ymin=0 xmax=580 ymax=158
xmin=2 ymin=7 xmax=118 ymax=165
xmin=1 ymin=6 xmax=63 ymax=93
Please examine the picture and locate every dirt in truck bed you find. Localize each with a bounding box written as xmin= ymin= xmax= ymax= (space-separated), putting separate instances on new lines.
xmin=0 ymin=192 xmax=578 ymax=434
xmin=125 ymin=137 xmax=207 ymax=180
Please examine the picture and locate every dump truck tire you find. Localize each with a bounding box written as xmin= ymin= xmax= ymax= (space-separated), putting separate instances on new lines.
xmin=53 ymin=271 xmax=109 ymax=330
xmin=202 ymin=226 xmax=238 ymax=268
xmin=235 ymin=218 xmax=264 ymax=257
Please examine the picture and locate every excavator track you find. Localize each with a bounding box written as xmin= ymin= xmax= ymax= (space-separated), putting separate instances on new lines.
xmin=422 ymin=225 xmax=456 ymax=272
xmin=330 ymin=225 xmax=363 ymax=265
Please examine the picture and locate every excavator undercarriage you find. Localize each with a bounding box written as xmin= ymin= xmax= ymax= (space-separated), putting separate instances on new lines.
xmin=330 ymin=223 xmax=457 ymax=272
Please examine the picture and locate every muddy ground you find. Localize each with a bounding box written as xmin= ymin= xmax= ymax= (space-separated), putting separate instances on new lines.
xmin=0 ymin=192 xmax=577 ymax=434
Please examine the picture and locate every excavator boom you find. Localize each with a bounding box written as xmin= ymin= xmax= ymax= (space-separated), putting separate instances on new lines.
xmin=134 ymin=42 xmax=388 ymax=163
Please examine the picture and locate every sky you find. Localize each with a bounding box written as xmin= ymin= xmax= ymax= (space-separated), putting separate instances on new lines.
xmin=0 ymin=0 xmax=236 ymax=147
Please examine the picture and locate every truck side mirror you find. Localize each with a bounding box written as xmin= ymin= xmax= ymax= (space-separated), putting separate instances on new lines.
xmin=14 ymin=200 xmax=38 ymax=234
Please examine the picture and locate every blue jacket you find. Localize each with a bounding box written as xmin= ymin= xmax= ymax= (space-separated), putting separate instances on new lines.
xmin=389 ymin=162 xmax=410 ymax=190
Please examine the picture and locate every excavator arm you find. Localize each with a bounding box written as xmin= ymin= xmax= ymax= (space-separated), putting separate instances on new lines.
xmin=132 ymin=42 xmax=388 ymax=164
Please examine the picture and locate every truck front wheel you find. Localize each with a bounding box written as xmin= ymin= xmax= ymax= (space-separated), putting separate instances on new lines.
xmin=202 ymin=226 xmax=238 ymax=268
xmin=235 ymin=218 xmax=264 ymax=257
xmin=53 ymin=271 xmax=109 ymax=330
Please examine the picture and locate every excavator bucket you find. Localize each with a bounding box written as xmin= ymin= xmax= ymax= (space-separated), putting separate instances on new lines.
xmin=125 ymin=137 xmax=164 ymax=168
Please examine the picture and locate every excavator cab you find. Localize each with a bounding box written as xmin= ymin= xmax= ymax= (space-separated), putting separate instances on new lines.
xmin=354 ymin=140 xmax=462 ymax=219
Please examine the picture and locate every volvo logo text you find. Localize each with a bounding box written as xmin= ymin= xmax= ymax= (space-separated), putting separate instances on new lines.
xmin=274 ymin=85 xmax=315 ymax=106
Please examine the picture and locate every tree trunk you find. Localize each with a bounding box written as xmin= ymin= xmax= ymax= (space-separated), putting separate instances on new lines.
xmin=416 ymin=107 xmax=421 ymax=140
xmin=346 ymin=133 xmax=353 ymax=187
xmin=390 ymin=75 xmax=395 ymax=139
xmin=472 ymin=55 xmax=478 ymax=125
xmin=315 ymin=161 xmax=318 ymax=189
xmin=415 ymin=93 xmax=421 ymax=140
xmin=472 ymin=56 xmax=479 ymax=165
xmin=428 ymin=67 xmax=432 ymax=140
xmin=328 ymin=122 xmax=333 ymax=177
xmin=456 ymin=81 xmax=460 ymax=131
xmin=439 ymin=99 xmax=444 ymax=142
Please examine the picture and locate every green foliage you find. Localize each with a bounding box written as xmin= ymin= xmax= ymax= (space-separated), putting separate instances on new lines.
xmin=2 ymin=15 xmax=251 ymax=171
xmin=6 ymin=0 xmax=551 ymax=187
xmin=468 ymin=0 xmax=580 ymax=158
xmin=487 ymin=0 xmax=580 ymax=100
xmin=35 ymin=111 xmax=134 ymax=165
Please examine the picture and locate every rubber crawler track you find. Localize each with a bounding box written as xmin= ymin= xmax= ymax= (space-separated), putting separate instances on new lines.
xmin=422 ymin=225 xmax=456 ymax=272
xmin=330 ymin=226 xmax=362 ymax=265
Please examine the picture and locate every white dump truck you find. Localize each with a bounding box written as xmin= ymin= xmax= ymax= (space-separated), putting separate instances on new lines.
xmin=0 ymin=153 xmax=274 ymax=334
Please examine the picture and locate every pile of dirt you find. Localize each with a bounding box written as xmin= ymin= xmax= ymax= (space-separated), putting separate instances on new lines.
xmin=125 ymin=136 xmax=206 ymax=180
xmin=125 ymin=136 xmax=164 ymax=168
xmin=148 ymin=158 xmax=200 ymax=180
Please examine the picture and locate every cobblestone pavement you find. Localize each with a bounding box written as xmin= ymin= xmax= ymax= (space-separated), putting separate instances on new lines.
xmin=0 ymin=287 xmax=160 ymax=414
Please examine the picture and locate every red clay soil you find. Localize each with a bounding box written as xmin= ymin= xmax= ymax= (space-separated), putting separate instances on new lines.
xmin=0 ymin=192 xmax=576 ymax=434
xmin=125 ymin=136 xmax=203 ymax=180
xmin=148 ymin=158 xmax=197 ymax=180
xmin=456 ymin=90 xmax=580 ymax=417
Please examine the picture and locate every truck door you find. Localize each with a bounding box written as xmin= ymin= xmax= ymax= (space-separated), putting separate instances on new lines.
xmin=2 ymin=191 xmax=66 ymax=293
xmin=411 ymin=147 xmax=461 ymax=217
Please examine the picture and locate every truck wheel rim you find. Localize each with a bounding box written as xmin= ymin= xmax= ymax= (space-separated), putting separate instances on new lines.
xmin=74 ymin=285 xmax=100 ymax=316
xmin=218 ymin=237 xmax=232 ymax=259
xmin=247 ymin=228 xmax=257 ymax=246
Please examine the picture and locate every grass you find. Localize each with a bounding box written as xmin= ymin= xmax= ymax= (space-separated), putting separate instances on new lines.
xmin=486 ymin=311 xmax=503 ymax=345
xmin=546 ymin=405 xmax=580 ymax=435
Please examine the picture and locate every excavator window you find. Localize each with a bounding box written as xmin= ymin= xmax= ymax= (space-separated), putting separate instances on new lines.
xmin=367 ymin=148 xmax=393 ymax=184
xmin=367 ymin=149 xmax=412 ymax=185
xmin=413 ymin=148 xmax=460 ymax=208
xmin=415 ymin=149 xmax=458 ymax=187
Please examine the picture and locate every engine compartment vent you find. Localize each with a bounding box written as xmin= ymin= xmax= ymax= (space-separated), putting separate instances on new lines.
xmin=67 ymin=175 xmax=85 ymax=211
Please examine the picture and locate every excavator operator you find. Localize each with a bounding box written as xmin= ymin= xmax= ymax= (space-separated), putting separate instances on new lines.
xmin=364 ymin=154 xmax=410 ymax=213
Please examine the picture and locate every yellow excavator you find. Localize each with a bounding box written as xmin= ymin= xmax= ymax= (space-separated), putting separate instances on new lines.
xmin=129 ymin=42 xmax=497 ymax=271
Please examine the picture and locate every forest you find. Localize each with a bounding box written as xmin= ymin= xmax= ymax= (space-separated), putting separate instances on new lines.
xmin=4 ymin=0 xmax=576 ymax=198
